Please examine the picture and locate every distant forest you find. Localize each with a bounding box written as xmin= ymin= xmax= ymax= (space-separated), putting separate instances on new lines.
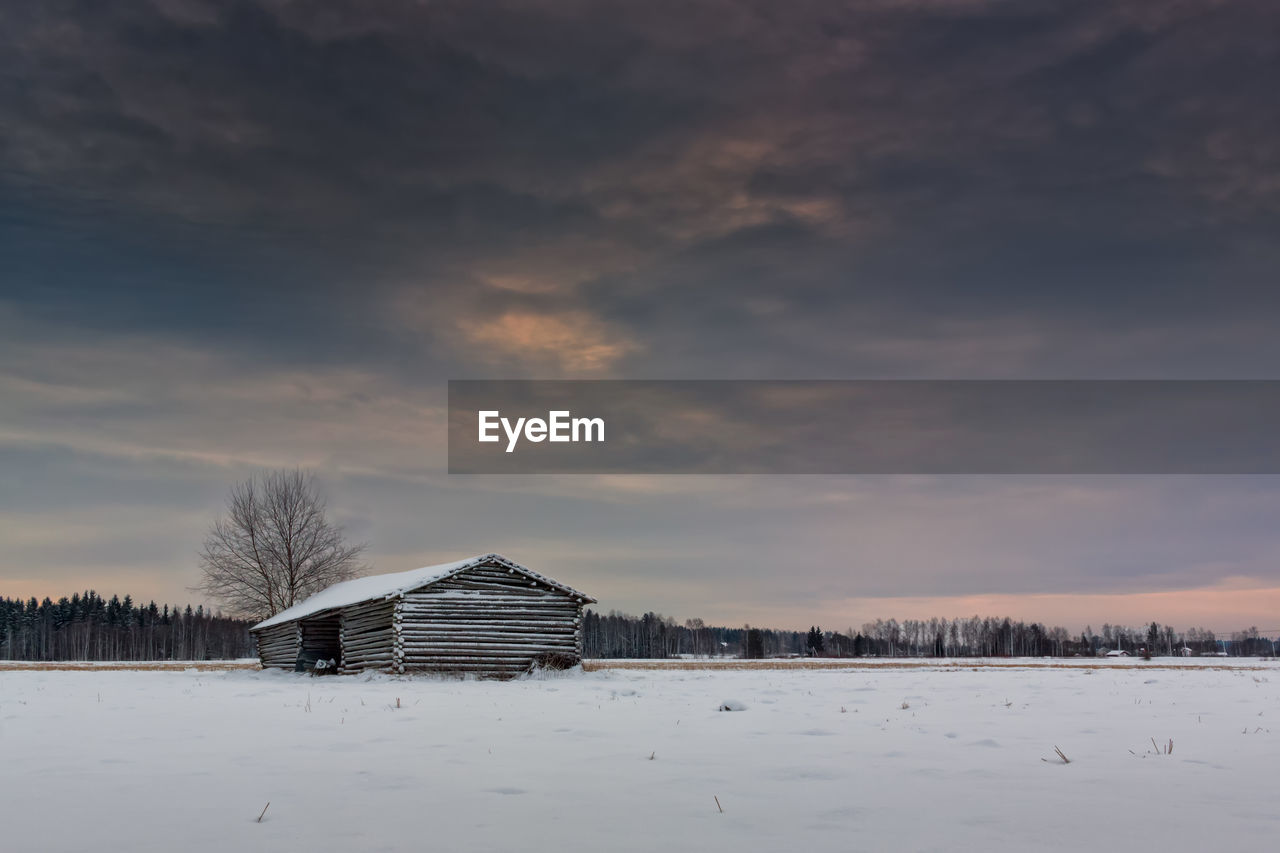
xmin=1 ymin=593 xmax=254 ymax=661
xmin=3 ymin=593 xmax=1274 ymax=661
xmin=582 ymin=611 xmax=1276 ymax=659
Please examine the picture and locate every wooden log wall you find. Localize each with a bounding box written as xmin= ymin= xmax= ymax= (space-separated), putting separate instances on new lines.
xmin=255 ymin=622 xmax=300 ymax=669
xmin=339 ymin=598 xmax=396 ymax=673
xmin=398 ymin=563 xmax=585 ymax=678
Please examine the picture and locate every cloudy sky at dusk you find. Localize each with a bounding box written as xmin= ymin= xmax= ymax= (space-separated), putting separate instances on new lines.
xmin=3 ymin=0 xmax=1279 ymax=632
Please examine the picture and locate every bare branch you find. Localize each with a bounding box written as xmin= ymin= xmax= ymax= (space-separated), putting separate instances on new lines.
xmin=197 ymin=469 xmax=366 ymax=619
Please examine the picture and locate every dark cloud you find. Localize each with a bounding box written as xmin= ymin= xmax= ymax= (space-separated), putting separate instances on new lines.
xmin=3 ymin=0 xmax=1277 ymax=375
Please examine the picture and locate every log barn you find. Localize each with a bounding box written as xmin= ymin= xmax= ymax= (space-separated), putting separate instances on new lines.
xmin=249 ymin=554 xmax=594 ymax=677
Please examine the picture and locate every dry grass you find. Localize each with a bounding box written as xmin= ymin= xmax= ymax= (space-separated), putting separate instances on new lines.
xmin=582 ymin=659 xmax=1272 ymax=673
xmin=0 ymin=661 xmax=260 ymax=672
xmin=2 ymin=658 xmax=1269 ymax=674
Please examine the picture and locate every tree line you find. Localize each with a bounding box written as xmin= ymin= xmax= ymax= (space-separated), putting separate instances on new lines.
xmin=0 ymin=592 xmax=254 ymax=661
xmin=583 ymin=610 xmax=1274 ymax=659
xmin=4 ymin=594 xmax=1271 ymax=663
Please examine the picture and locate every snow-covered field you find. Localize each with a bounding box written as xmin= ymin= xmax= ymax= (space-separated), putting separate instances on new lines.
xmin=3 ymin=662 xmax=1278 ymax=852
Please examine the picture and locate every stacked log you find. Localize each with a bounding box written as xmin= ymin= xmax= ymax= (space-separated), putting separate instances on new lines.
xmin=255 ymin=623 xmax=300 ymax=669
xmin=576 ymin=603 xmax=584 ymax=660
xmin=399 ymin=564 xmax=586 ymax=678
xmin=393 ymin=596 xmax=405 ymax=674
xmin=339 ymin=599 xmax=396 ymax=673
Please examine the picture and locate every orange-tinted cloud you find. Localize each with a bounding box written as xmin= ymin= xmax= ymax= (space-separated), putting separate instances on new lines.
xmin=458 ymin=311 xmax=639 ymax=374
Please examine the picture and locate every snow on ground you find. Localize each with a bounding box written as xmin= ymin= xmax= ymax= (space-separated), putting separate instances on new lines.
xmin=3 ymin=662 xmax=1277 ymax=852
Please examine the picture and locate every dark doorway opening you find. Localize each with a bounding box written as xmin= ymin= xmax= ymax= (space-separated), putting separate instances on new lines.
xmin=298 ymin=613 xmax=341 ymax=671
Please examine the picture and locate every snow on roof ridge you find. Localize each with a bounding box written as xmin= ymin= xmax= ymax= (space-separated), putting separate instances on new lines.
xmin=250 ymin=553 xmax=593 ymax=632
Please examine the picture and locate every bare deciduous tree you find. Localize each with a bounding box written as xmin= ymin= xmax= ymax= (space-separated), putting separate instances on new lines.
xmin=198 ymin=469 xmax=366 ymax=618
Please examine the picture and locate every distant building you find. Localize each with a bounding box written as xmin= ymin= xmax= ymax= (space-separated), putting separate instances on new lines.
xmin=250 ymin=554 xmax=595 ymax=678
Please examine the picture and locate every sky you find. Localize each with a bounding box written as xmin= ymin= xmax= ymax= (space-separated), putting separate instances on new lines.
xmin=2 ymin=0 xmax=1279 ymax=633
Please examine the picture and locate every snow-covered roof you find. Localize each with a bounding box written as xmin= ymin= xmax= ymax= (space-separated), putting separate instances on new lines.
xmin=250 ymin=553 xmax=594 ymax=631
